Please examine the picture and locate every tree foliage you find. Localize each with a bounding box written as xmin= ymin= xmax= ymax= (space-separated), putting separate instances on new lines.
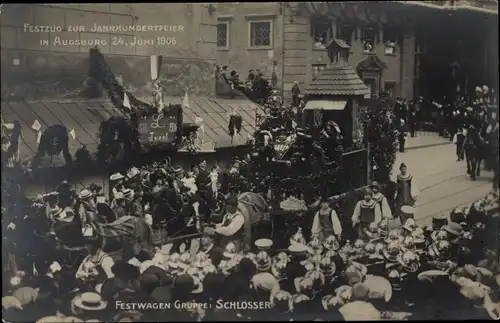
xmin=358 ymin=92 xmax=398 ymax=183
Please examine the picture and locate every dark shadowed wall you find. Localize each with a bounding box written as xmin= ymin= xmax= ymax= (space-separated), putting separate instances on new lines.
xmin=1 ymin=3 xmax=218 ymax=101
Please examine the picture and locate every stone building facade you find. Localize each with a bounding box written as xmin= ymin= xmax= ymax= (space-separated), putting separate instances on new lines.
xmin=1 ymin=3 xmax=218 ymax=101
xmin=215 ymin=1 xmax=497 ymax=101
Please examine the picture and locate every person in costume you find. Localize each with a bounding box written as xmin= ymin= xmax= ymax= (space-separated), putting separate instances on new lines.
xmin=394 ymin=163 xmax=419 ymax=221
xmin=310 ymin=196 xmax=342 ymax=242
xmin=209 ymin=195 xmax=246 ymax=252
xmin=109 ymin=173 xmax=125 ymax=200
xmin=196 ymin=159 xmax=211 ymax=198
xmin=77 ymin=189 xmax=97 ymax=227
xmin=370 ymin=181 xmax=393 ymax=220
xmin=75 ymin=236 xmax=115 ymax=291
xmin=351 ymin=189 xmax=382 ymax=241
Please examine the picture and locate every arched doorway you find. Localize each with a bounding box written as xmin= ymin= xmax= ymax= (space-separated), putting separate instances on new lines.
xmin=356 ymin=55 xmax=388 ymax=98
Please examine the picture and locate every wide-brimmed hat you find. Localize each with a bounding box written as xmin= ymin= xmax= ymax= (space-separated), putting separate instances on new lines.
xmin=127 ymin=167 xmax=140 ymax=179
xmin=288 ymin=243 xmax=308 ymax=255
xmin=364 ymin=222 xmax=380 ymax=240
xmin=363 ymin=275 xmax=393 ymax=303
xmin=255 ymin=238 xmax=273 ymax=251
xmin=110 ymin=173 xmax=125 ymax=181
xmin=73 ymin=292 xmax=107 ymax=311
xmin=443 ymin=222 xmax=463 ymax=237
xmin=271 ymin=260 xmax=288 ymax=280
xmin=252 ymin=272 xmax=279 ymax=293
xmin=223 ymin=242 xmax=238 ymax=259
xmin=339 ymin=301 xmax=381 ymax=321
xmin=383 ymin=241 xmax=401 ymax=263
xmin=397 ymin=251 xmax=420 ymax=273
xmin=344 ymin=262 xmax=368 ymax=285
xmin=193 ymin=252 xmax=211 ymax=268
xmin=417 ymin=270 xmax=449 ymax=283
xmin=402 ymin=216 xmax=417 ymax=232
xmin=167 ymin=253 xmax=180 ymax=269
xmin=78 ymin=189 xmax=92 ymax=200
xmin=323 ymin=235 xmax=340 ymax=251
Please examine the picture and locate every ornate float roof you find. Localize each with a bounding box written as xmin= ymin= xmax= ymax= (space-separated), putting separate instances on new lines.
xmin=304 ymin=64 xmax=370 ymax=96
xmin=1 ymin=97 xmax=258 ymax=160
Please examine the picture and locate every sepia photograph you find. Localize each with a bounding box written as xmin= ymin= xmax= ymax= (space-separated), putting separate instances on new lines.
xmin=1 ymin=2 xmax=498 ymax=321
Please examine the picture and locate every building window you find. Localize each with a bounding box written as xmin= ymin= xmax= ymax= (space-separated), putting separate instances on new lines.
xmin=383 ymin=27 xmax=397 ymax=55
xmin=385 ymin=82 xmax=397 ymax=96
xmin=362 ymin=26 xmax=377 ymax=53
xmin=337 ymin=24 xmax=354 ymax=46
xmin=312 ymin=64 xmax=326 ymax=80
xmin=249 ymin=20 xmax=272 ymax=48
xmin=312 ymin=19 xmax=332 ymax=49
xmin=217 ymin=22 xmax=229 ymax=49
xmin=364 ymin=78 xmax=377 ymax=98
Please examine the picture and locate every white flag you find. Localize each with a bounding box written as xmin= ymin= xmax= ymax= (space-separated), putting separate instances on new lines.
xmin=150 ymin=55 xmax=162 ymax=80
xmin=123 ymin=92 xmax=131 ymax=110
xmin=69 ymin=129 xmax=76 ymax=140
xmin=36 ymin=131 xmax=42 ymax=144
xmin=158 ymin=94 xmax=164 ymax=114
xmin=2 ymin=123 xmax=14 ymax=130
xmin=183 ymin=92 xmax=190 ymax=109
xmin=31 ymin=119 xmax=41 ymax=131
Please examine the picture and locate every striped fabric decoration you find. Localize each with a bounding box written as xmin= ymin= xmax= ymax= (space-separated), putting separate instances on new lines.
xmin=274 ymin=141 xmax=291 ymax=160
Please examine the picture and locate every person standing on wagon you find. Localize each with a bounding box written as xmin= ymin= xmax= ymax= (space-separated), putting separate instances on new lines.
xmin=394 ymin=163 xmax=419 ymax=221
xmin=310 ymin=196 xmax=342 ymax=242
xmin=370 ymin=181 xmax=393 ymax=220
xmin=351 ymin=189 xmax=382 ymax=240
xmin=210 ymin=196 xmax=247 ymax=252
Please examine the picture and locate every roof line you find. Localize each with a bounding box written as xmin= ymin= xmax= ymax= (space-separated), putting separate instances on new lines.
xmin=392 ymin=1 xmax=498 ymax=15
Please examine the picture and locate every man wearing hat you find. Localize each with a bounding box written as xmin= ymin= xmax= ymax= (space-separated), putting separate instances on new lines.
xmin=212 ymin=195 xmax=247 ymax=252
xmin=196 ymin=159 xmax=211 ymax=199
xmin=171 ymin=166 xmax=184 ymax=194
xmin=352 ymin=189 xmax=382 ymax=241
xmin=394 ymin=163 xmax=419 ymax=221
xmin=370 ymin=181 xmax=392 ymax=220
xmin=78 ymin=189 xmax=97 ymax=226
xmin=311 ymin=196 xmax=342 ymax=243
xmin=112 ymin=192 xmax=127 ymax=219
xmin=200 ymin=227 xmax=224 ymax=267
xmin=110 ymin=173 xmax=126 ymax=200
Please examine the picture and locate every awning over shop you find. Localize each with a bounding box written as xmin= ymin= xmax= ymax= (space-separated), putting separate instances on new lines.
xmin=303 ymin=100 xmax=347 ymax=111
xmin=1 ymin=97 xmax=259 ymax=160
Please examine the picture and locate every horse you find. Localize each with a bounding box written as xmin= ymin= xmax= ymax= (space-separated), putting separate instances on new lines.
xmin=463 ymin=127 xmax=485 ymax=180
xmin=97 ymin=116 xmax=137 ymax=165
xmin=31 ymin=124 xmax=73 ymax=169
xmin=213 ymin=192 xmax=271 ymax=252
xmin=90 ymin=216 xmax=153 ymax=260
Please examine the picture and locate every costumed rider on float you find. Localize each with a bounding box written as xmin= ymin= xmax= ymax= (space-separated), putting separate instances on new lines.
xmin=204 ymin=195 xmax=249 ymax=253
xmin=311 ymin=195 xmax=343 ymax=243
xmin=295 ymin=127 xmax=325 ymax=167
xmin=351 ymin=188 xmax=382 ymax=241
